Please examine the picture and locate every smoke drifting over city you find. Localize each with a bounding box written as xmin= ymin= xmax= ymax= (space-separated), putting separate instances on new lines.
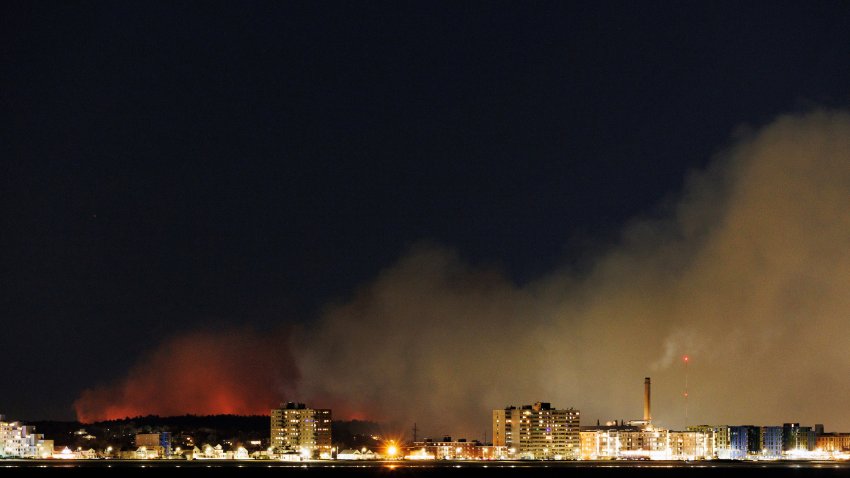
xmin=76 ymin=111 xmax=850 ymax=439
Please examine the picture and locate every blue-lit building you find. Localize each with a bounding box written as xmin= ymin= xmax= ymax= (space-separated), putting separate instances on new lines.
xmin=728 ymin=426 xmax=748 ymax=459
xmin=760 ymin=426 xmax=782 ymax=458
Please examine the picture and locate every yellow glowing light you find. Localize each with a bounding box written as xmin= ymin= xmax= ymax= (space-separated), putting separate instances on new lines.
xmin=387 ymin=444 xmax=398 ymax=457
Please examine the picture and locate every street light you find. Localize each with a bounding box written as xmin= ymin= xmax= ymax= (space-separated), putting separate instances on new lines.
xmin=386 ymin=442 xmax=398 ymax=459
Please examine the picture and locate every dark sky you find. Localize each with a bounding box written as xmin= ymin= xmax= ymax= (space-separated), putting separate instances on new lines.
xmin=2 ymin=1 xmax=850 ymax=421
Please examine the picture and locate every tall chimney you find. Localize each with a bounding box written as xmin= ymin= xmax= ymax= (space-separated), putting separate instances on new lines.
xmin=643 ymin=377 xmax=651 ymax=422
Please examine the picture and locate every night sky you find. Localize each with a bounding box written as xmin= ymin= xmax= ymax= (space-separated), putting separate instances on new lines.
xmin=3 ymin=1 xmax=850 ymax=429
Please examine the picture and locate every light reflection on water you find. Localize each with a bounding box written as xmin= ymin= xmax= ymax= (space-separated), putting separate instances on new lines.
xmin=4 ymin=459 xmax=850 ymax=471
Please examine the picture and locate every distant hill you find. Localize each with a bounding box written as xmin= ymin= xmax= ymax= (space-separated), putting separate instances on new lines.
xmin=24 ymin=415 xmax=384 ymax=451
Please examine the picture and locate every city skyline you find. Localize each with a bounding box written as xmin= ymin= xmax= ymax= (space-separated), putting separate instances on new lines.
xmin=3 ymin=1 xmax=850 ymax=443
xmin=6 ymin=397 xmax=850 ymax=462
xmin=7 ymin=371 xmax=850 ymax=450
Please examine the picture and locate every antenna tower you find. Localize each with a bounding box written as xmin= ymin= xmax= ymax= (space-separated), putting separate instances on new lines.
xmin=683 ymin=355 xmax=690 ymax=425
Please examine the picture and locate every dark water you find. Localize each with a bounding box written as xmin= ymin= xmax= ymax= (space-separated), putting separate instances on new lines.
xmin=3 ymin=460 xmax=849 ymax=477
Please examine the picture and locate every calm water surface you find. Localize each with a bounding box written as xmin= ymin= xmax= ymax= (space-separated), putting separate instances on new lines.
xmin=3 ymin=459 xmax=848 ymax=476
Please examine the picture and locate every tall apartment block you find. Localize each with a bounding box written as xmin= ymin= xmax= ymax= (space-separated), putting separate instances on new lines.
xmin=493 ymin=402 xmax=580 ymax=459
xmin=270 ymin=402 xmax=332 ymax=457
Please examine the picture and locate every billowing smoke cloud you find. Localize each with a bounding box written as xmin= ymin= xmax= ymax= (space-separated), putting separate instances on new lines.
xmin=76 ymin=111 xmax=850 ymax=439
xmin=296 ymin=110 xmax=850 ymax=437
xmin=74 ymin=328 xmax=299 ymax=423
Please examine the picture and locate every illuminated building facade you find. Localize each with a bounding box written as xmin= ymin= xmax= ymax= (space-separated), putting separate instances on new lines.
xmin=135 ymin=432 xmax=172 ymax=458
xmin=817 ymin=433 xmax=850 ymax=452
xmin=727 ymin=426 xmax=748 ymax=459
xmin=408 ymin=438 xmax=504 ymax=460
xmin=0 ymin=415 xmax=52 ymax=458
xmin=686 ymin=425 xmax=716 ymax=450
xmin=579 ymin=425 xmax=641 ymax=460
xmin=760 ymin=426 xmax=783 ymax=457
xmin=618 ymin=429 xmax=669 ymax=458
xmin=668 ymin=430 xmax=714 ymax=460
xmin=337 ymin=448 xmax=378 ymax=460
xmin=581 ymin=426 xmax=713 ymax=460
xmin=782 ymin=423 xmax=816 ymax=452
xmin=270 ymin=402 xmax=332 ymax=457
xmin=688 ymin=424 xmax=798 ymax=459
xmin=493 ymin=402 xmax=580 ymax=459
xmin=713 ymin=425 xmax=730 ymax=453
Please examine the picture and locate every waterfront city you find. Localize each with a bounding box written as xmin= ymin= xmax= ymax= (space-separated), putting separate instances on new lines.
xmin=4 ymin=377 xmax=850 ymax=464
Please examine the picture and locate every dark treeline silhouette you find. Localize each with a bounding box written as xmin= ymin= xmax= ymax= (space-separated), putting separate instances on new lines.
xmin=25 ymin=415 xmax=382 ymax=451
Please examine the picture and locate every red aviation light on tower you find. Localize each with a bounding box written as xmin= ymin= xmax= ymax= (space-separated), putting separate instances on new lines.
xmin=683 ymin=355 xmax=689 ymax=362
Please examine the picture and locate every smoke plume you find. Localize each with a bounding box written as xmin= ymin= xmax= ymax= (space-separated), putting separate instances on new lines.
xmin=73 ymin=328 xmax=299 ymax=423
xmin=76 ymin=110 xmax=850 ymax=439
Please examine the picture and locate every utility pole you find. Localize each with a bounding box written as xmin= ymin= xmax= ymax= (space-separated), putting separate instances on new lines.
xmin=412 ymin=423 xmax=417 ymax=444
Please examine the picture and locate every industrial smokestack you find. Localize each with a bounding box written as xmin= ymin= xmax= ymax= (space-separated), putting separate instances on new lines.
xmin=643 ymin=377 xmax=651 ymax=422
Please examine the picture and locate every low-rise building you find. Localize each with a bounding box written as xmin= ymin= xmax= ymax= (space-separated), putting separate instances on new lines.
xmin=581 ymin=424 xmax=714 ymax=460
xmin=198 ymin=444 xmax=227 ymax=459
xmin=408 ymin=438 xmax=503 ymax=460
xmin=668 ymin=430 xmax=714 ymax=460
xmin=135 ymin=432 xmax=172 ymax=458
xmin=580 ymin=424 xmax=641 ymax=460
xmin=816 ymin=433 xmax=850 ymax=453
xmin=53 ymin=446 xmax=80 ymax=459
xmin=337 ymin=448 xmax=378 ymax=460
